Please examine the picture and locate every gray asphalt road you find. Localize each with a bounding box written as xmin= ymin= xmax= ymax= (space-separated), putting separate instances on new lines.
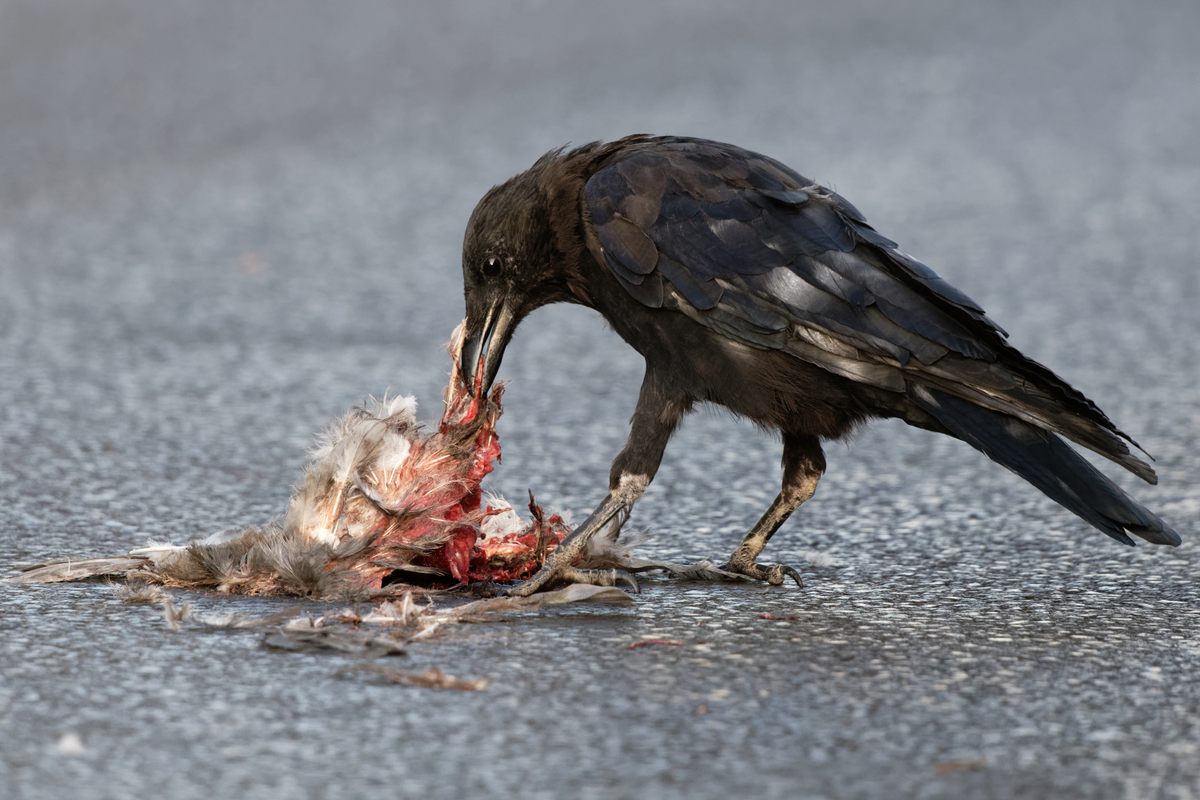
xmin=1 ymin=2 xmax=1198 ymax=798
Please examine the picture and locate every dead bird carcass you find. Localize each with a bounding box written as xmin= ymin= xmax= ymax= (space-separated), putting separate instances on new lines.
xmin=13 ymin=326 xmax=641 ymax=598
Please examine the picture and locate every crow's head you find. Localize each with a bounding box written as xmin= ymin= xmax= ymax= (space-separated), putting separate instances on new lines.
xmin=459 ymin=157 xmax=575 ymax=396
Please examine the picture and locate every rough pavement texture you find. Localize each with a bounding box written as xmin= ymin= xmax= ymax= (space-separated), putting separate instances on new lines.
xmin=1 ymin=2 xmax=1197 ymax=798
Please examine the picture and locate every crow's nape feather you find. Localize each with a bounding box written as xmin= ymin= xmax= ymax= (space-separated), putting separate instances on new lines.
xmin=910 ymin=385 xmax=1180 ymax=546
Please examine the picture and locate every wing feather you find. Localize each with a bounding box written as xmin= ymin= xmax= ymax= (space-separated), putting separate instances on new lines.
xmin=581 ymin=137 xmax=1151 ymax=477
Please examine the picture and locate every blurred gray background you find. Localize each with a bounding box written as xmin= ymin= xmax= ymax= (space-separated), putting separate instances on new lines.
xmin=1 ymin=2 xmax=1197 ymax=798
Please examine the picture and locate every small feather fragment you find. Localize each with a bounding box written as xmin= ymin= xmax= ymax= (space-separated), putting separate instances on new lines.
xmin=626 ymin=638 xmax=684 ymax=649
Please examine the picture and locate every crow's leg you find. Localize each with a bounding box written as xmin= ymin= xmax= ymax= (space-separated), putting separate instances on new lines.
xmin=720 ymin=432 xmax=825 ymax=587
xmin=503 ymin=368 xmax=688 ymax=596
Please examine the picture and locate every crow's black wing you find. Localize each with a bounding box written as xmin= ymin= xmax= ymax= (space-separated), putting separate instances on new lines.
xmin=582 ymin=137 xmax=1154 ymax=483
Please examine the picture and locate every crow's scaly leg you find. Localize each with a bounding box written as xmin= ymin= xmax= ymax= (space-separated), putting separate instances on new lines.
xmin=504 ymin=368 xmax=688 ymax=596
xmin=721 ymin=432 xmax=825 ymax=586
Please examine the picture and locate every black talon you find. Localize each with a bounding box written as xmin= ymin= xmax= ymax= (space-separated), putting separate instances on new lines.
xmin=779 ymin=565 xmax=804 ymax=588
xmin=600 ymin=568 xmax=640 ymax=593
xmin=616 ymin=570 xmax=641 ymax=594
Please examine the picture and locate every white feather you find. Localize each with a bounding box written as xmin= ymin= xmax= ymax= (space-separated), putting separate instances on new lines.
xmin=373 ymin=434 xmax=413 ymax=474
xmin=365 ymin=393 xmax=419 ymax=424
xmin=479 ymin=493 xmax=526 ymax=539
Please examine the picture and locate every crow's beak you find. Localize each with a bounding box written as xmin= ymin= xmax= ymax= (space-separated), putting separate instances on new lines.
xmin=460 ymin=301 xmax=516 ymax=397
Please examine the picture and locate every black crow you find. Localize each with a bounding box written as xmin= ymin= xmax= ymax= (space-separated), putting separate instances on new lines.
xmin=459 ymin=134 xmax=1180 ymax=595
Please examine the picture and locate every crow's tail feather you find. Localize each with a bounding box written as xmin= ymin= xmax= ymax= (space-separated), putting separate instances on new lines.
xmin=910 ymin=385 xmax=1181 ymax=546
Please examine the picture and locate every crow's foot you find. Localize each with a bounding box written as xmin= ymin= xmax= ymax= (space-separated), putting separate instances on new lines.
xmin=629 ymin=558 xmax=801 ymax=587
xmin=503 ymin=483 xmax=645 ymax=597
xmin=719 ymin=556 xmax=803 ymax=587
xmin=627 ymin=560 xmax=748 ymax=581
xmin=502 ymin=564 xmax=639 ymax=597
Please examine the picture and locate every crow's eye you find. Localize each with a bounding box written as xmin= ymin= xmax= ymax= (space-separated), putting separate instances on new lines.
xmin=481 ymin=256 xmax=503 ymax=279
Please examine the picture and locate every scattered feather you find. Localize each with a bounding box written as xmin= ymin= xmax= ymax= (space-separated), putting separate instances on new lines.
xmin=114 ymin=582 xmax=169 ymax=604
xmin=626 ymin=638 xmax=684 ymax=649
xmin=340 ymin=663 xmax=489 ymax=691
xmin=162 ymin=597 xmax=191 ymax=632
xmin=55 ymin=732 xmax=86 ymax=757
